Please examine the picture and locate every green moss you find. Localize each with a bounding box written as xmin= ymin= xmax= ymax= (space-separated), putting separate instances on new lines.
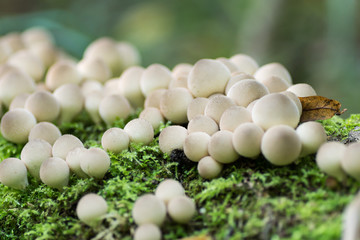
xmin=1 ymin=115 xmax=360 ymax=239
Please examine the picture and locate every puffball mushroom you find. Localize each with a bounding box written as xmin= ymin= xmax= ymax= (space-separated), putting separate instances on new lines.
xmin=80 ymin=147 xmax=110 ymax=179
xmin=40 ymin=157 xmax=70 ymax=190
xmin=1 ymin=109 xmax=37 ymax=144
xmin=28 ymin=122 xmax=61 ymax=145
xmin=76 ymin=193 xmax=108 ymax=226
xmin=227 ymin=79 xmax=269 ymax=107
xmin=232 ymin=122 xmax=264 ymax=159
xmin=155 ymin=179 xmax=185 ymax=205
xmin=139 ymin=107 xmax=164 ymax=130
xmin=0 ymin=41 xmax=11 ymax=64
xmin=187 ymin=97 xmax=209 ymax=121
xmin=160 ymin=88 xmax=193 ymax=124
xmin=172 ymin=63 xmax=192 ymax=78
xmin=2 ymin=32 xmax=25 ymax=53
xmin=216 ymin=57 xmax=240 ymax=73
xmin=257 ymin=76 xmax=290 ymax=93
xmin=118 ymin=66 xmax=145 ymax=109
xmin=168 ymin=74 xmax=188 ymax=89
xmin=225 ymin=73 xmax=255 ymax=95
xmin=280 ymin=91 xmax=302 ymax=115
xmin=167 ymin=195 xmax=196 ymax=224
xmin=341 ymin=142 xmax=360 ymax=181
xmin=204 ymin=94 xmax=236 ymax=124
xmin=101 ymin=127 xmax=130 ymax=154
xmin=252 ymin=93 xmax=300 ymax=130
xmin=144 ymin=89 xmax=167 ymax=109
xmin=254 ymin=62 xmax=292 ymax=85
xmin=66 ymin=147 xmax=88 ymax=178
xmin=316 ymin=142 xmax=347 ymax=181
xmin=45 ymin=61 xmax=82 ymax=91
xmin=21 ymin=27 xmax=54 ymax=46
xmin=132 ymin=194 xmax=167 ymax=226
xmin=343 ymin=191 xmax=360 ymax=240
xmin=134 ymin=224 xmax=162 ymax=240
xmin=77 ymin=57 xmax=111 ymax=83
xmin=208 ymin=130 xmax=239 ymax=164
xmin=52 ymin=134 xmax=84 ymax=159
xmin=99 ymin=94 xmax=131 ymax=125
xmin=188 ymin=59 xmax=231 ymax=98
xmin=187 ymin=115 xmax=219 ymax=136
xmin=261 ymin=125 xmax=301 ymax=166
xmin=117 ymin=41 xmax=141 ymax=70
xmin=197 ymin=156 xmax=223 ymax=179
xmin=20 ymin=139 xmax=52 ymax=179
xmin=53 ymin=83 xmax=84 ymax=123
xmin=296 ymin=121 xmax=327 ymax=156
xmin=159 ymin=125 xmax=187 ymax=154
xmin=84 ymin=90 xmax=104 ymax=124
xmin=219 ymin=106 xmax=252 ymax=132
xmin=124 ymin=118 xmax=154 ymax=145
xmin=0 ymin=158 xmax=28 ymax=190
xmin=183 ymin=132 xmax=211 ymax=162
xmin=103 ymin=78 xmax=120 ymax=96
xmin=24 ymin=90 xmax=60 ymax=122
xmin=9 ymin=93 xmax=30 ymax=110
xmin=81 ymin=80 xmax=103 ymax=96
xmin=140 ymin=64 xmax=173 ymax=97
xmin=28 ymin=42 xmax=58 ymax=68
xmin=287 ymin=83 xmax=317 ymax=97
xmin=229 ymin=54 xmax=259 ymax=74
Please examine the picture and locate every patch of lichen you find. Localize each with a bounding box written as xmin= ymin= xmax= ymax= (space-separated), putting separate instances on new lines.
xmin=1 ymin=115 xmax=360 ymax=240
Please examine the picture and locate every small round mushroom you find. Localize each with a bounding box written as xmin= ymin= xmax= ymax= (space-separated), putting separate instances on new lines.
xmin=167 ymin=195 xmax=196 ymax=224
xmin=28 ymin=42 xmax=58 ymax=68
xmin=254 ymin=62 xmax=292 ymax=85
xmin=124 ymin=118 xmax=154 ymax=145
xmin=45 ymin=61 xmax=82 ymax=91
xmin=132 ymin=194 xmax=167 ymax=226
xmin=28 ymin=122 xmax=61 ymax=145
xmin=1 ymin=108 xmax=37 ymax=144
xmin=66 ymin=147 xmax=88 ymax=178
xmin=103 ymin=78 xmax=120 ymax=96
xmin=168 ymin=74 xmax=188 ymax=89
xmin=84 ymin=90 xmax=104 ymax=124
xmin=232 ymin=122 xmax=264 ymax=159
xmin=52 ymin=134 xmax=84 ymax=159
xmin=80 ymin=147 xmax=110 ymax=179
xmin=20 ymin=139 xmax=52 ymax=179
xmin=227 ymin=79 xmax=269 ymax=107
xmin=187 ymin=115 xmax=219 ymax=136
xmin=186 ymin=97 xmax=209 ymax=121
xmin=280 ymin=91 xmax=302 ymax=115
xmin=261 ymin=125 xmax=301 ymax=166
xmin=225 ymin=73 xmax=255 ymax=95
xmin=117 ymin=41 xmax=141 ymax=71
xmin=188 ymin=59 xmax=231 ymax=98
xmin=0 ymin=158 xmax=28 ymax=190
xmin=0 ymin=41 xmax=11 ymax=64
xmin=140 ymin=64 xmax=173 ymax=97
xmin=40 ymin=157 xmax=70 ymax=190
xmin=184 ymin=132 xmax=211 ymax=162
xmin=197 ymin=156 xmax=223 ymax=179
xmin=204 ymin=94 xmax=235 ymax=124
xmin=77 ymin=57 xmax=111 ymax=83
xmin=76 ymin=193 xmax=108 ymax=226
xmin=341 ymin=142 xmax=360 ymax=181
xmin=287 ymin=83 xmax=317 ymax=97
xmin=22 ymin=27 xmax=54 ymax=46
xmin=172 ymin=63 xmax=192 ymax=78
xmin=208 ymin=130 xmax=239 ymax=164
xmin=257 ymin=76 xmax=290 ymax=93
xmin=229 ymin=54 xmax=259 ymax=74
xmin=101 ymin=127 xmax=130 ymax=154
xmin=216 ymin=57 xmax=240 ymax=73
xmin=139 ymin=107 xmax=164 ymax=130
xmin=2 ymin=32 xmax=25 ymax=53
xmin=81 ymin=80 xmax=104 ymax=96
xmin=159 ymin=125 xmax=187 ymax=154
xmin=316 ymin=142 xmax=347 ymax=181
xmin=118 ymin=66 xmax=145 ymax=109
xmin=134 ymin=223 xmax=162 ymax=240
xmin=24 ymin=90 xmax=60 ymax=122
xmin=155 ymin=179 xmax=185 ymax=205
xmin=296 ymin=121 xmax=327 ymax=156
xmin=99 ymin=94 xmax=132 ymax=125
xmin=144 ymin=89 xmax=167 ymax=109
xmin=9 ymin=93 xmax=30 ymax=110
xmin=219 ymin=106 xmax=252 ymax=132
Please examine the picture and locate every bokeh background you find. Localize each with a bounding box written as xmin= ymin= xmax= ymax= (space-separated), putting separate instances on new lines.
xmin=0 ymin=0 xmax=359 ymax=116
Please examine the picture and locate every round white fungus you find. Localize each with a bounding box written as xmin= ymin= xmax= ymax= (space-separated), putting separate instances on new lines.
xmin=287 ymin=83 xmax=317 ymax=97
xmin=197 ymin=156 xmax=223 ymax=179
xmin=144 ymin=89 xmax=167 ymax=109
xmin=187 ymin=97 xmax=210 ymax=121
xmin=77 ymin=57 xmax=111 ymax=83
xmin=28 ymin=122 xmax=61 ymax=145
xmin=204 ymin=94 xmax=235 ymax=124
xmin=232 ymin=122 xmax=264 ymax=159
xmin=229 ymin=54 xmax=259 ymax=74
xmin=9 ymin=93 xmax=30 ymax=110
xmin=296 ymin=121 xmax=327 ymax=156
xmin=134 ymin=224 xmax=162 ymax=240
xmin=132 ymin=194 xmax=166 ymax=226
xmin=208 ymin=130 xmax=239 ymax=164
xmin=225 ymin=73 xmax=255 ymax=95
xmin=66 ymin=147 xmax=88 ymax=178
xmin=124 ymin=118 xmax=154 ymax=145
xmin=254 ymin=62 xmax=292 ymax=85
xmin=227 ymin=79 xmax=269 ymax=107
xmin=0 ymin=158 xmax=28 ymax=190
xmin=80 ymin=147 xmax=110 ymax=179
xmin=140 ymin=64 xmax=173 ymax=97
xmin=219 ymin=106 xmax=252 ymax=132
xmin=184 ymin=132 xmax=211 ymax=162
xmin=160 ymin=88 xmax=193 ymax=124
xmin=76 ymin=193 xmax=108 ymax=226
xmin=40 ymin=157 xmax=70 ymax=190
xmin=45 ymin=61 xmax=82 ymax=91
xmin=101 ymin=127 xmax=130 ymax=154
xmin=155 ymin=179 xmax=185 ymax=205
xmin=24 ymin=90 xmax=60 ymax=122
xmin=139 ymin=107 xmax=164 ymax=130
xmin=167 ymin=195 xmax=196 ymax=224
xmin=159 ymin=125 xmax=187 ymax=155
xmin=187 ymin=115 xmax=219 ymax=136
xmin=99 ymin=94 xmax=132 ymax=125
xmin=118 ymin=66 xmax=145 ymax=109
xmin=52 ymin=134 xmax=84 ymax=159
xmin=341 ymin=142 xmax=360 ymax=181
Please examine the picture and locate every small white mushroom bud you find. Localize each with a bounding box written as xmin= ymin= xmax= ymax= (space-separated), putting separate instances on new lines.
xmin=197 ymin=156 xmax=223 ymax=179
xmin=66 ymin=147 xmax=88 ymax=178
xmin=184 ymin=132 xmax=211 ymax=162
xmin=167 ymin=195 xmax=196 ymax=224
xmin=117 ymin=41 xmax=141 ymax=70
xmin=28 ymin=122 xmax=61 ymax=145
xmin=316 ymin=142 xmax=347 ymax=181
xmin=40 ymin=157 xmax=70 ymax=190
xmin=155 ymin=179 xmax=185 ymax=205
xmin=103 ymin=78 xmax=120 ymax=96
xmin=132 ymin=194 xmax=166 ymax=226
xmin=229 ymin=54 xmax=259 ymax=74
xmin=140 ymin=64 xmax=173 ymax=97
xmin=1 ymin=109 xmax=37 ymax=144
xmin=187 ymin=115 xmax=219 ymax=136
xmin=296 ymin=121 xmax=327 ymax=156
xmin=84 ymin=90 xmax=104 ymax=124
xmin=2 ymin=32 xmax=25 ymax=53
xmin=28 ymin=42 xmax=58 ymax=68
xmin=257 ymin=76 xmax=290 ymax=93
xmin=144 ymin=89 xmax=167 ymax=109
xmin=118 ymin=66 xmax=145 ymax=109
xmin=76 ymin=193 xmax=108 ymax=226
xmin=124 ymin=118 xmax=154 ymax=145
xmin=134 ymin=224 xmax=162 ymax=240
xmin=168 ymin=74 xmax=188 ymax=89
xmin=0 ymin=158 xmax=28 ymax=190
xmin=52 ymin=134 xmax=84 ymax=159
xmin=139 ymin=107 xmax=164 ymax=130
xmin=204 ymin=94 xmax=235 ymax=124
xmin=225 ymin=73 xmax=255 ymax=95
xmin=9 ymin=93 xmax=30 ymax=110
xmin=21 ymin=139 xmax=52 ymax=179
xmin=0 ymin=41 xmax=11 ymax=64
xmin=172 ymin=63 xmax=192 ymax=78
xmin=80 ymin=148 xmax=110 ymax=179
xmin=101 ymin=127 xmax=130 ymax=154
xmin=22 ymin=27 xmax=54 ymax=46
xmin=186 ymin=97 xmax=209 ymax=121
xmin=287 ymin=83 xmax=317 ymax=97
xmin=280 ymin=91 xmax=302 ymax=115
xmin=81 ymin=80 xmax=103 ymax=96
xmin=160 ymin=88 xmax=193 ymax=124
xmin=232 ymin=122 xmax=264 ymax=159
xmin=159 ymin=125 xmax=187 ymax=154
xmin=254 ymin=62 xmax=292 ymax=85
xmin=216 ymin=57 xmax=240 ymax=73
xmin=343 ymin=191 xmax=360 ymax=240
xmin=77 ymin=57 xmax=111 ymax=83
xmin=341 ymin=142 xmax=360 ymax=181
xmin=208 ymin=130 xmax=239 ymax=164
xmin=45 ymin=61 xmax=82 ymax=91
xmin=261 ymin=125 xmax=301 ymax=166
xmin=24 ymin=90 xmax=60 ymax=122
xmin=227 ymin=79 xmax=269 ymax=107
xmin=99 ymin=94 xmax=131 ymax=125
xmin=219 ymin=106 xmax=252 ymax=132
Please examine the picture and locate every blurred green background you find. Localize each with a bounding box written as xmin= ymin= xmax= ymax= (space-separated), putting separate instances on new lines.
xmin=0 ymin=0 xmax=359 ymax=116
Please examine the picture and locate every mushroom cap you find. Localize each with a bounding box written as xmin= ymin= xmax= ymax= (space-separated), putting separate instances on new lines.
xmin=28 ymin=42 xmax=58 ymax=68
xmin=184 ymin=132 xmax=211 ymax=162
xmin=341 ymin=142 xmax=360 ymax=181
xmin=45 ymin=61 xmax=82 ymax=91
xmin=84 ymin=90 xmax=104 ymax=124
xmin=2 ymin=32 xmax=25 ymax=53
xmin=144 ymin=89 xmax=167 ymax=109
xmin=261 ymin=125 xmax=301 ymax=166
xmin=0 ymin=41 xmax=11 ymax=64
xmin=76 ymin=193 xmax=108 ymax=226
xmin=21 ymin=27 xmax=54 ymax=46
xmin=186 ymin=97 xmax=209 ymax=121
xmin=159 ymin=125 xmax=187 ymax=154
xmin=280 ymin=91 xmax=302 ymax=115
xmin=316 ymin=142 xmax=347 ymax=181
xmin=188 ymin=59 xmax=231 ymax=97
xmin=172 ymin=63 xmax=192 ymax=78
xmin=117 ymin=41 xmax=141 ymax=70
xmin=232 ymin=122 xmax=264 ymax=158
xmin=287 ymin=83 xmax=317 ymax=97
xmin=296 ymin=121 xmax=327 ymax=156
xmin=225 ymin=73 xmax=255 ymax=95
xmin=216 ymin=57 xmax=240 ymax=73
xmin=227 ymin=79 xmax=269 ymax=107
xmin=9 ymin=93 xmax=30 ymax=110
xmin=219 ymin=106 xmax=252 ymax=132
xmin=254 ymin=62 xmax=292 ymax=85
xmin=118 ymin=66 xmax=145 ymax=109
xmin=28 ymin=121 xmax=61 ymax=145
xmin=252 ymin=93 xmax=300 ymax=130
xmin=40 ymin=157 xmax=70 ymax=189
xmin=103 ymin=78 xmax=120 ymax=96
xmin=134 ymin=224 xmax=162 ymax=240
xmin=139 ymin=107 xmax=164 ymax=130
xmin=167 ymin=195 xmax=196 ymax=224
xmin=0 ymin=158 xmax=28 ymax=190
xmin=187 ymin=115 xmax=219 ymax=136
xmin=229 ymin=54 xmax=259 ymax=74
xmin=52 ymin=134 xmax=84 ymax=159
xmin=77 ymin=57 xmax=111 ymax=83
xmin=81 ymin=80 xmax=103 ymax=96
xmin=101 ymin=127 xmax=130 ymax=154
xmin=204 ymin=94 xmax=236 ymax=124
xmin=155 ymin=179 xmax=185 ymax=205
xmin=21 ymin=139 xmax=52 ymax=179
xmin=168 ymin=74 xmax=188 ymax=89
xmin=66 ymin=147 xmax=88 ymax=178
xmin=197 ymin=156 xmax=223 ymax=179
xmin=140 ymin=64 xmax=173 ymax=97
xmin=257 ymin=76 xmax=290 ymax=93
xmin=160 ymin=88 xmax=193 ymax=124
xmin=124 ymin=118 xmax=154 ymax=145
xmin=208 ymin=130 xmax=239 ymax=164
xmin=99 ymin=94 xmax=132 ymax=125
xmin=1 ymin=108 xmax=37 ymax=144
xmin=25 ymin=90 xmax=60 ymax=122
xmin=132 ymin=194 xmax=167 ymax=226
xmin=80 ymin=147 xmax=110 ymax=179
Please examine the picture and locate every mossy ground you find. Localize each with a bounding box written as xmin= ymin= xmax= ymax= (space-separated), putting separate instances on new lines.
xmin=1 ymin=114 xmax=360 ymax=240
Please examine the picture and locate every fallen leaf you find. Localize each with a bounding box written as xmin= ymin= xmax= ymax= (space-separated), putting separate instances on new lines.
xmin=181 ymin=235 xmax=213 ymax=240
xmin=299 ymin=96 xmax=346 ymax=122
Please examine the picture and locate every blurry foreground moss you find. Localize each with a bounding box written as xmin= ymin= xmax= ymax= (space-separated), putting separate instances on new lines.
xmin=1 ymin=114 xmax=360 ymax=239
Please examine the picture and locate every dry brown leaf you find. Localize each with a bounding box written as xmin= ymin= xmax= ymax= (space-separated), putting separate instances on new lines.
xmin=299 ymin=96 xmax=346 ymax=122
xmin=181 ymin=235 xmax=213 ymax=240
